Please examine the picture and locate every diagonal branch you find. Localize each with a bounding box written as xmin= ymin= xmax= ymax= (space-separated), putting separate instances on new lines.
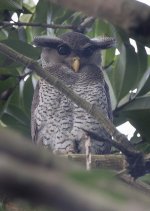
xmin=0 ymin=42 xmax=147 ymax=178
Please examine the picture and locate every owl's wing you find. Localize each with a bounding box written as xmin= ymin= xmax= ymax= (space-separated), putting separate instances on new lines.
xmin=31 ymin=82 xmax=40 ymax=143
xmin=104 ymin=81 xmax=113 ymax=121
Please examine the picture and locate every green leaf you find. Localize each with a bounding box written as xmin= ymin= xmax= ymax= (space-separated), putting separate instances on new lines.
xmin=22 ymin=0 xmax=36 ymax=14
xmin=29 ymin=0 xmax=53 ymax=38
xmin=124 ymin=111 xmax=150 ymax=150
xmin=0 ymin=68 xmax=21 ymax=118
xmin=104 ymin=72 xmax=117 ymax=110
xmin=113 ymin=112 xmax=128 ymax=127
xmin=117 ymin=95 xmax=150 ymax=149
xmin=0 ymin=29 xmax=8 ymax=40
xmin=6 ymin=104 xmax=30 ymax=125
xmin=108 ymin=46 xmax=126 ymax=101
xmin=1 ymin=112 xmax=30 ymax=137
xmin=135 ymin=141 xmax=150 ymax=153
xmin=0 ymin=0 xmax=22 ymax=11
xmin=136 ymin=68 xmax=150 ymax=96
xmin=136 ymin=43 xmax=148 ymax=81
xmin=0 ymin=74 xmax=17 ymax=94
xmin=0 ymin=39 xmax=40 ymax=67
xmin=88 ymin=19 xmax=109 ymax=38
xmin=108 ymin=30 xmax=148 ymax=103
xmin=118 ymin=44 xmax=138 ymax=100
xmin=9 ymin=85 xmax=21 ymax=106
xmin=22 ymin=76 xmax=34 ymax=117
xmin=19 ymin=13 xmax=32 ymax=22
xmin=1 ymin=103 xmax=31 ymax=137
xmin=140 ymin=175 xmax=150 ymax=185
xmin=2 ymin=39 xmax=40 ymax=58
xmin=103 ymin=48 xmax=115 ymax=69
xmin=0 ymin=86 xmax=20 ymax=118
xmin=121 ymin=95 xmax=150 ymax=111
xmin=130 ymin=131 xmax=141 ymax=145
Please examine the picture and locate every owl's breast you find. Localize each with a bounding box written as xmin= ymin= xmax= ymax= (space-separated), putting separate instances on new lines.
xmin=36 ymin=80 xmax=73 ymax=119
xmin=77 ymin=64 xmax=103 ymax=84
xmin=34 ymin=79 xmax=74 ymax=147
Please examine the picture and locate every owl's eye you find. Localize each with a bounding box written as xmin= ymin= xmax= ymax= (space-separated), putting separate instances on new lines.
xmin=82 ymin=46 xmax=95 ymax=57
xmin=57 ymin=45 xmax=71 ymax=56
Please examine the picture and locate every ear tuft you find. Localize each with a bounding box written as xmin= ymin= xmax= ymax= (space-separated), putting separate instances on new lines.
xmin=91 ymin=37 xmax=116 ymax=49
xmin=32 ymin=36 xmax=64 ymax=48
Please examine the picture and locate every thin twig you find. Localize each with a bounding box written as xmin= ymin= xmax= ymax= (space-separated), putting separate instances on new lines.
xmin=0 ymin=18 xmax=95 ymax=32
xmin=102 ymin=60 xmax=114 ymax=70
xmin=76 ymin=16 xmax=95 ymax=33
xmin=0 ymin=21 xmax=75 ymax=30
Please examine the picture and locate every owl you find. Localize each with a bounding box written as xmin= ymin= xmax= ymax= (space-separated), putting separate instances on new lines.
xmin=31 ymin=32 xmax=115 ymax=154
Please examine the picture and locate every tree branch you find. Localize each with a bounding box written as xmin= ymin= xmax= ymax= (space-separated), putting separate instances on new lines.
xmin=0 ymin=42 xmax=148 ymax=178
xmin=0 ymin=21 xmax=75 ymax=30
xmin=50 ymin=0 xmax=150 ymax=45
xmin=0 ymin=17 xmax=95 ymax=33
xmin=75 ymin=16 xmax=95 ymax=33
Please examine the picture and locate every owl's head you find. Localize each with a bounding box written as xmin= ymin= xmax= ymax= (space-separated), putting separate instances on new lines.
xmin=33 ymin=32 xmax=115 ymax=72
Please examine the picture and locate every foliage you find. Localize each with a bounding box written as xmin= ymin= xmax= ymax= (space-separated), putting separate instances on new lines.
xmin=0 ymin=0 xmax=150 ymax=153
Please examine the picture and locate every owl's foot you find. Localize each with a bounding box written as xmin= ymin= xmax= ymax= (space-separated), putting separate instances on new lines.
xmin=74 ymin=130 xmax=112 ymax=154
xmin=53 ymin=149 xmax=75 ymax=155
xmin=53 ymin=143 xmax=76 ymax=154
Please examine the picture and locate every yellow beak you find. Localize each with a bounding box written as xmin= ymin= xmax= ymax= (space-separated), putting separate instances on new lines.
xmin=71 ymin=57 xmax=80 ymax=72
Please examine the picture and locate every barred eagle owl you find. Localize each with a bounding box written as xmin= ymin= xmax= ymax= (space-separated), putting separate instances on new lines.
xmin=31 ymin=32 xmax=115 ymax=154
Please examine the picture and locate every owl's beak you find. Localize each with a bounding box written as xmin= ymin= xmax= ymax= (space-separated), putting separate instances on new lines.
xmin=71 ymin=57 xmax=80 ymax=72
